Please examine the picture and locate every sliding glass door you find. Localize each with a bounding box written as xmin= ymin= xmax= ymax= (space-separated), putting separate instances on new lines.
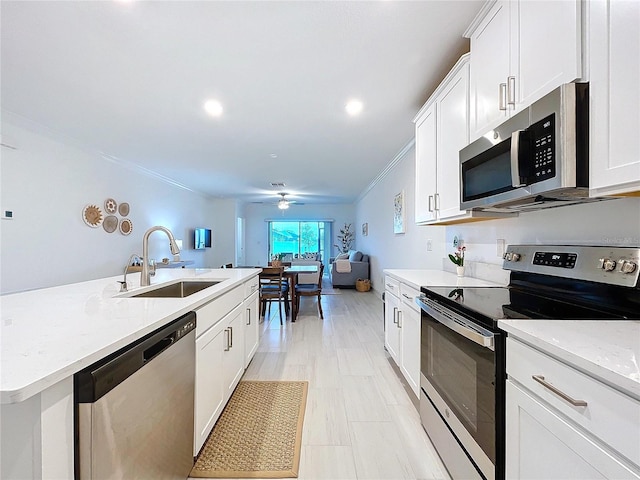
xmin=268 ymin=221 xmax=329 ymax=262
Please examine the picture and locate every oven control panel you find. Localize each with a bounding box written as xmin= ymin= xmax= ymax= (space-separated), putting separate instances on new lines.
xmin=503 ymin=245 xmax=640 ymax=287
xmin=532 ymin=251 xmax=577 ymax=268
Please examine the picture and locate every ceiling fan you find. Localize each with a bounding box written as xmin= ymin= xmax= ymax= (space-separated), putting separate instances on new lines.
xmin=277 ymin=193 xmax=299 ymax=209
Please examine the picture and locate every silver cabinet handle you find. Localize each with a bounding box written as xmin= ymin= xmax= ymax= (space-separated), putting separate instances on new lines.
xmin=532 ymin=375 xmax=588 ymax=407
xmin=507 ymin=76 xmax=516 ymax=106
xmin=428 ymin=195 xmax=434 ymax=212
xmin=434 ymin=193 xmax=440 ymax=212
xmin=229 ymin=326 xmax=233 ymax=348
xmin=224 ymin=328 xmax=230 ymax=351
xmin=510 ymin=130 xmax=526 ymax=187
xmin=393 ymin=307 xmax=398 ymax=324
xmin=499 ymin=83 xmax=507 ymax=111
xmin=402 ymin=293 xmax=412 ymax=300
xmin=397 ymin=310 xmax=402 ymax=328
xmin=246 ymin=308 xmax=251 ymax=325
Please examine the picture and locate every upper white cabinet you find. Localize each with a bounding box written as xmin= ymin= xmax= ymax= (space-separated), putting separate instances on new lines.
xmin=588 ymin=0 xmax=640 ymax=196
xmin=414 ymin=54 xmax=470 ymax=224
xmin=465 ymin=0 xmax=582 ymax=141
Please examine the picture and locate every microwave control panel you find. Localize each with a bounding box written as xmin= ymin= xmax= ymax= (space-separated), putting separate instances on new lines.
xmin=529 ymin=114 xmax=556 ymax=183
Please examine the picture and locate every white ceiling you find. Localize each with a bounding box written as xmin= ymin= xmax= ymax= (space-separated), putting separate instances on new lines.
xmin=1 ymin=1 xmax=482 ymax=206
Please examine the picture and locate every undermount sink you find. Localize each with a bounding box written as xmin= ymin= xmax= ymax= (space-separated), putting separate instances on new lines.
xmin=129 ymin=280 xmax=220 ymax=298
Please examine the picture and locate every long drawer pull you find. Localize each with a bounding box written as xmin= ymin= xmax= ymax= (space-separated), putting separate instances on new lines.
xmin=402 ymin=293 xmax=412 ymax=300
xmin=532 ymin=375 xmax=588 ymax=407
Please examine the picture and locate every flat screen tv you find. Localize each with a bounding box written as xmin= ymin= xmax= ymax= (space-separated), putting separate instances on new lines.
xmin=194 ymin=228 xmax=212 ymax=249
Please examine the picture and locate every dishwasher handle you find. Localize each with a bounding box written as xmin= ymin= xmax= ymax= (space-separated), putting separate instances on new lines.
xmin=143 ymin=336 xmax=174 ymax=363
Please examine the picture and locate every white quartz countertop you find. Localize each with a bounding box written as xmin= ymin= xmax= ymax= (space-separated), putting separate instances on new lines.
xmin=0 ymin=268 xmax=260 ymax=404
xmin=383 ymin=269 xmax=505 ymax=290
xmin=499 ymin=320 xmax=640 ymax=400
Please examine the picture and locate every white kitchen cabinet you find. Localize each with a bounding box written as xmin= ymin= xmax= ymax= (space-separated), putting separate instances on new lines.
xmin=414 ymin=54 xmax=470 ymax=225
xmin=466 ymin=0 xmax=582 ymax=141
xmin=398 ymin=284 xmax=420 ymax=398
xmin=384 ymin=279 xmax=401 ymax=364
xmin=414 ymin=102 xmax=437 ymax=224
xmin=194 ymin=276 xmax=259 ymax=455
xmin=384 ymin=276 xmax=420 ymax=399
xmin=222 ymin=305 xmax=245 ymax=402
xmin=243 ymin=290 xmax=259 ymax=368
xmin=588 ymin=0 xmax=640 ymax=196
xmin=194 ymin=313 xmax=226 ymax=454
xmin=505 ymin=337 xmax=640 ymax=478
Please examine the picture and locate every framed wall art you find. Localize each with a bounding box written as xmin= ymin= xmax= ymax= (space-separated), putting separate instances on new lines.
xmin=393 ymin=190 xmax=405 ymax=234
xmin=362 ymin=222 xmax=368 ymax=236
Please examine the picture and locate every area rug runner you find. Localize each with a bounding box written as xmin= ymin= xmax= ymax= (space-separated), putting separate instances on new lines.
xmin=190 ymin=381 xmax=308 ymax=478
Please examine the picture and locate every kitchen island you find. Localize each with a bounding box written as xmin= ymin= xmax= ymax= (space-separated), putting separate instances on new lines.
xmin=1 ymin=267 xmax=260 ymax=479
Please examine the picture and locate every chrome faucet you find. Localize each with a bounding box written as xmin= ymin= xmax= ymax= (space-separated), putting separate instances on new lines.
xmin=140 ymin=226 xmax=181 ymax=286
xmin=118 ymin=253 xmax=141 ymax=292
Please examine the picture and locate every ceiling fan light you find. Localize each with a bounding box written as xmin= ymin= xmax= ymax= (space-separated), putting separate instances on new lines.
xmin=278 ymin=199 xmax=290 ymax=209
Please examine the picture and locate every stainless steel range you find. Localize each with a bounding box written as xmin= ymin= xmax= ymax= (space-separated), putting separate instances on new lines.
xmin=416 ymin=245 xmax=640 ymax=480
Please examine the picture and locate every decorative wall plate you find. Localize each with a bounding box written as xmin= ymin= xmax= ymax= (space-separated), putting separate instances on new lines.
xmin=118 ymin=202 xmax=130 ymax=217
xmin=82 ymin=204 xmax=103 ymax=228
xmin=103 ymin=215 xmax=118 ymax=233
xmin=120 ymin=218 xmax=133 ymax=235
xmin=104 ymin=198 xmax=117 ymax=214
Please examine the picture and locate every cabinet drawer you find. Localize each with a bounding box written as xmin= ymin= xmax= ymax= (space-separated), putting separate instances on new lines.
xmin=196 ymin=285 xmax=244 ymax=336
xmin=507 ymin=337 xmax=640 ymax=467
xmin=244 ymin=275 xmax=259 ymax=299
xmin=399 ymin=283 xmax=420 ymax=312
xmin=384 ymin=276 xmax=400 ymax=296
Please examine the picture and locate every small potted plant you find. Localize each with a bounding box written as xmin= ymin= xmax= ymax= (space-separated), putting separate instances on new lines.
xmin=448 ymin=245 xmax=466 ymax=277
xmin=271 ymin=253 xmax=285 ymax=267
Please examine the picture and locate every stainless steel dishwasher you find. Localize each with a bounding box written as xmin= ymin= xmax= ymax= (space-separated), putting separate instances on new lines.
xmin=74 ymin=312 xmax=196 ymax=479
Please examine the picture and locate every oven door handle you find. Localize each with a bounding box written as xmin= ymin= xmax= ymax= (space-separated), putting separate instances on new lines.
xmin=416 ymin=296 xmax=495 ymax=350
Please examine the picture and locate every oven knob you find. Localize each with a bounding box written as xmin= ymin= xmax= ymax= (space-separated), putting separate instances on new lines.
xmin=511 ymin=253 xmax=521 ymax=262
xmin=504 ymin=253 xmax=513 ymax=261
xmin=619 ymin=260 xmax=637 ymax=274
xmin=602 ymin=259 xmax=617 ymax=272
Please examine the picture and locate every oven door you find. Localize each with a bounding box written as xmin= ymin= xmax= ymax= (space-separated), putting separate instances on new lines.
xmin=418 ymin=295 xmax=499 ymax=479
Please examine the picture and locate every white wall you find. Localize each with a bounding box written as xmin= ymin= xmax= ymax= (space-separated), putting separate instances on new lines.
xmin=356 ymin=143 xmax=446 ymax=292
xmin=0 ymin=115 xmax=220 ymax=294
xmin=356 ymin=142 xmax=640 ymax=291
xmin=243 ymin=203 xmax=356 ymax=266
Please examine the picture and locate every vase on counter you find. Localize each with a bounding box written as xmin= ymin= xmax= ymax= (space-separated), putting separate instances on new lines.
xmin=456 ymin=266 xmax=465 ymax=277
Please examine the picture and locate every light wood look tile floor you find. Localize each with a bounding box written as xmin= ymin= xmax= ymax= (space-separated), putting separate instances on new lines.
xmin=197 ymin=287 xmax=450 ymax=480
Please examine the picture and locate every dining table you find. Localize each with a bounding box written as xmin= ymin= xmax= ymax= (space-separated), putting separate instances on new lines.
xmin=283 ymin=264 xmax=319 ymax=322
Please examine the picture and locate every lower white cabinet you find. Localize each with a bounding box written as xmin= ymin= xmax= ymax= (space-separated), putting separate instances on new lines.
xmin=384 ymin=279 xmax=401 ymax=364
xmin=222 ymin=305 xmax=245 ymax=402
xmin=243 ymin=290 xmax=259 ymax=368
xmin=194 ymin=313 xmax=226 ymax=454
xmin=398 ymin=284 xmax=420 ymax=398
xmin=384 ymin=276 xmax=420 ymax=399
xmin=194 ymin=274 xmax=260 ymax=455
xmin=505 ymin=337 xmax=640 ymax=478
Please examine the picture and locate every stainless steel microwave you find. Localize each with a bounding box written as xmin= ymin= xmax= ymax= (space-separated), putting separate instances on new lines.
xmin=459 ymin=83 xmax=597 ymax=212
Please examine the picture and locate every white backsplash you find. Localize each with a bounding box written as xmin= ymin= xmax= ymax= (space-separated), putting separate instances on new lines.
xmin=442 ymin=259 xmax=511 ymax=285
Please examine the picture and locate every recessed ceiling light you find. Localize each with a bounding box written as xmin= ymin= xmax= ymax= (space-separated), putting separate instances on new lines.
xmin=345 ymin=99 xmax=363 ymax=116
xmin=270 ymin=153 xmax=278 ymax=158
xmin=204 ymin=99 xmax=223 ymax=117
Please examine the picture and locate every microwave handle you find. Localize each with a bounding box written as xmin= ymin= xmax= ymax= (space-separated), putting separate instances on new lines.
xmin=511 ymin=130 xmax=526 ymax=187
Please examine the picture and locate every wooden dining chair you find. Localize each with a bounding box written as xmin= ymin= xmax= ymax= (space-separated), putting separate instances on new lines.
xmin=295 ymin=264 xmax=325 ymax=319
xmin=259 ymin=266 xmax=289 ymax=324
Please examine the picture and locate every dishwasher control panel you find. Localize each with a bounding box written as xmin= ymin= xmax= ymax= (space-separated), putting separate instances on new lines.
xmin=175 ymin=318 xmax=196 ymax=340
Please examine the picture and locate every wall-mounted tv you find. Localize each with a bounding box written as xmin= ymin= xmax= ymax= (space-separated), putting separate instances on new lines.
xmin=194 ymin=228 xmax=212 ymax=249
